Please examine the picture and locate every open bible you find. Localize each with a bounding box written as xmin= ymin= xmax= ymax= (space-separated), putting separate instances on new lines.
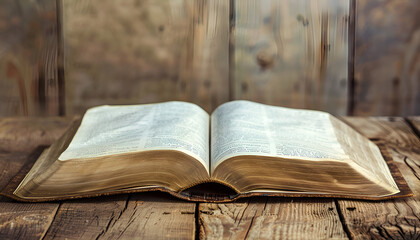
xmin=6 ymin=101 xmax=412 ymax=202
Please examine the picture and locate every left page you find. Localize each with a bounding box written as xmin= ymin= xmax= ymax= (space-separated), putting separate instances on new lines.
xmin=59 ymin=101 xmax=210 ymax=172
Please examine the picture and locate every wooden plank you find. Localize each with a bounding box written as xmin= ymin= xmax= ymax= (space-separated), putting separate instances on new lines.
xmin=0 ymin=117 xmax=197 ymax=239
xmin=0 ymin=0 xmax=62 ymax=117
xmin=199 ymin=198 xmax=349 ymax=239
xmin=0 ymin=152 xmax=32 ymax=192
xmin=42 ymin=195 xmax=129 ymax=239
xmin=407 ymin=116 xmax=420 ymax=134
xmin=44 ymin=193 xmax=196 ymax=240
xmin=175 ymin=0 xmax=230 ymax=113
xmin=353 ymin=0 xmax=420 ymax=116
xmin=62 ymin=0 xmax=229 ymax=114
xmin=0 ymin=118 xmax=72 ymax=239
xmin=0 ymin=154 xmax=59 ymax=239
xmin=0 ymin=117 xmax=73 ymax=153
xmin=231 ymin=0 xmax=350 ymax=115
xmin=337 ymin=117 xmax=420 ymax=239
xmin=0 ymin=118 xmax=72 ymax=191
xmin=0 ymin=200 xmax=59 ymax=240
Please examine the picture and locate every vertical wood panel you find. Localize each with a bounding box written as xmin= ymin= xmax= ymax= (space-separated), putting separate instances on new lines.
xmin=232 ymin=0 xmax=350 ymax=115
xmin=62 ymin=0 xmax=229 ymax=114
xmin=0 ymin=0 xmax=61 ymax=116
xmin=354 ymin=0 xmax=420 ymax=116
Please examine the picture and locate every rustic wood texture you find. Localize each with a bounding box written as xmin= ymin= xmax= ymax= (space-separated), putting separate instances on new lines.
xmin=337 ymin=117 xmax=420 ymax=239
xmin=1 ymin=0 xmax=419 ymax=117
xmin=199 ymin=198 xmax=348 ymax=239
xmin=0 ymin=118 xmax=197 ymax=240
xmin=0 ymin=200 xmax=59 ymax=240
xmin=0 ymin=118 xmax=71 ymax=240
xmin=0 ymin=0 xmax=62 ymax=117
xmin=62 ymin=0 xmax=229 ymax=114
xmin=231 ymin=0 xmax=350 ymax=115
xmin=353 ymin=0 xmax=420 ymax=116
xmin=407 ymin=116 xmax=420 ymax=134
xmin=0 ymin=117 xmax=420 ymax=239
xmin=42 ymin=193 xmax=195 ymax=240
xmin=198 ymin=116 xmax=420 ymax=239
xmin=0 ymin=117 xmax=72 ymax=153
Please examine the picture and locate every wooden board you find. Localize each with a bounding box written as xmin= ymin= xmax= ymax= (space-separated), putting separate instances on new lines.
xmin=0 ymin=118 xmax=71 ymax=239
xmin=0 ymin=117 xmax=72 ymax=153
xmin=0 ymin=117 xmax=197 ymax=240
xmin=407 ymin=116 xmax=420 ymax=134
xmin=62 ymin=0 xmax=229 ymax=114
xmin=199 ymin=198 xmax=348 ymax=239
xmin=42 ymin=193 xmax=196 ymax=240
xmin=231 ymin=0 xmax=350 ymax=115
xmin=353 ymin=0 xmax=420 ymax=116
xmin=0 ymin=117 xmax=419 ymax=239
xmin=0 ymin=0 xmax=63 ymax=117
xmin=337 ymin=117 xmax=420 ymax=239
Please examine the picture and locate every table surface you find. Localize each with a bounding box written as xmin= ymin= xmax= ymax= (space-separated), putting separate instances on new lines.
xmin=0 ymin=116 xmax=419 ymax=240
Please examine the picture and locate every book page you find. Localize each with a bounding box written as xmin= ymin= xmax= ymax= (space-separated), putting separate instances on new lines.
xmin=329 ymin=117 xmax=398 ymax=190
xmin=59 ymin=102 xmax=210 ymax=171
xmin=211 ymin=101 xmax=348 ymax=172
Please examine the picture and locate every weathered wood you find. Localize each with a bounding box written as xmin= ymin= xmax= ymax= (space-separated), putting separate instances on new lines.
xmin=199 ymin=198 xmax=348 ymax=239
xmin=337 ymin=117 xmax=420 ymax=239
xmin=353 ymin=0 xmax=420 ymax=116
xmin=42 ymin=195 xmax=130 ymax=239
xmin=175 ymin=0 xmax=230 ymax=113
xmin=0 ymin=153 xmax=29 ymax=191
xmin=0 ymin=117 xmax=73 ymax=153
xmin=93 ymin=194 xmax=195 ymax=240
xmin=0 ymin=0 xmax=62 ymax=117
xmin=0 ymin=118 xmax=72 ymax=240
xmin=0 ymin=118 xmax=197 ymax=240
xmin=407 ymin=117 xmax=420 ymax=134
xmin=0 ymin=201 xmax=59 ymax=240
xmin=62 ymin=0 xmax=229 ymax=114
xmin=231 ymin=0 xmax=350 ymax=115
xmin=44 ymin=193 xmax=196 ymax=240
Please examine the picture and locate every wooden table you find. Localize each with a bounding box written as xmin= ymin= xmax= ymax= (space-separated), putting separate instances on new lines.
xmin=0 ymin=117 xmax=419 ymax=239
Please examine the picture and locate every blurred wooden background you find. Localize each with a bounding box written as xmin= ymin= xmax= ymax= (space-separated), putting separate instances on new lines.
xmin=0 ymin=0 xmax=418 ymax=116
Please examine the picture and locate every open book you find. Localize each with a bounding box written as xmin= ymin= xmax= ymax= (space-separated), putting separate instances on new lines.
xmin=7 ymin=101 xmax=412 ymax=202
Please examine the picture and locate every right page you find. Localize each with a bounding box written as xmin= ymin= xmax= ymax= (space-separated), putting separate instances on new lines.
xmin=211 ymin=100 xmax=349 ymax=170
xmin=210 ymin=100 xmax=399 ymax=195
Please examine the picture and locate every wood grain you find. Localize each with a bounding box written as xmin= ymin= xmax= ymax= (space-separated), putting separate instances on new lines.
xmin=231 ymin=0 xmax=350 ymax=115
xmin=42 ymin=195 xmax=130 ymax=239
xmin=0 ymin=117 xmax=420 ymax=239
xmin=199 ymin=198 xmax=348 ymax=239
xmin=0 ymin=0 xmax=62 ymax=116
xmin=44 ymin=193 xmax=196 ymax=240
xmin=337 ymin=117 xmax=420 ymax=239
xmin=0 ymin=201 xmax=59 ymax=240
xmin=0 ymin=118 xmax=198 ymax=240
xmin=407 ymin=116 xmax=420 ymax=134
xmin=353 ymin=0 xmax=420 ymax=116
xmin=62 ymin=0 xmax=229 ymax=114
xmin=0 ymin=117 xmax=72 ymax=153
xmin=0 ymin=118 xmax=71 ymax=240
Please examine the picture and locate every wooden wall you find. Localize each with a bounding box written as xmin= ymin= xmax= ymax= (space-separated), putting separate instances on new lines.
xmin=0 ymin=0 xmax=63 ymax=116
xmin=62 ymin=0 xmax=229 ymax=114
xmin=0 ymin=0 xmax=418 ymax=116
xmin=232 ymin=0 xmax=350 ymax=115
xmin=353 ymin=0 xmax=420 ymax=116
